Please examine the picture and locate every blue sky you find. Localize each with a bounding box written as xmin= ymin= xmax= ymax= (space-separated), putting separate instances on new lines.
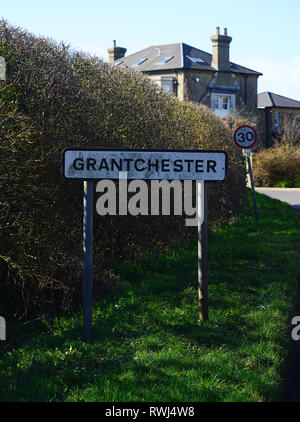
xmin=2 ymin=0 xmax=300 ymax=100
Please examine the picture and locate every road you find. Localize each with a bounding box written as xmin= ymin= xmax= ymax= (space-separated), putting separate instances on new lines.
xmin=255 ymin=188 xmax=300 ymax=216
xmin=255 ymin=188 xmax=300 ymax=401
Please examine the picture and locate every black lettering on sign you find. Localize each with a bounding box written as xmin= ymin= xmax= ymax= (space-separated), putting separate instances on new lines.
xmin=173 ymin=159 xmax=183 ymax=172
xmin=238 ymin=133 xmax=245 ymax=143
xmin=148 ymin=159 xmax=159 ymax=172
xmin=111 ymin=159 xmax=123 ymax=171
xmin=98 ymin=158 xmax=109 ymax=171
xmin=246 ymin=131 xmax=254 ymax=142
xmin=161 ymin=159 xmax=170 ymax=172
xmin=195 ymin=160 xmax=204 ymax=172
xmin=87 ymin=158 xmax=96 ymax=171
xmin=73 ymin=158 xmax=84 ymax=170
xmin=237 ymin=130 xmax=254 ymax=143
xmin=123 ymin=158 xmax=134 ymax=171
xmin=207 ymin=160 xmax=216 ymax=173
xmin=184 ymin=159 xmax=193 ymax=172
xmin=134 ymin=159 xmax=146 ymax=172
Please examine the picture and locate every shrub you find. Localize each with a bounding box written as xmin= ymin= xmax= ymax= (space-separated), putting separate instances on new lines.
xmin=294 ymin=175 xmax=300 ymax=187
xmin=274 ymin=114 xmax=300 ymax=147
xmin=0 ymin=20 xmax=246 ymax=318
xmin=274 ymin=175 xmax=300 ymax=188
xmin=222 ymin=109 xmax=258 ymax=131
xmin=274 ymin=179 xmax=294 ymax=188
xmin=252 ymin=144 xmax=300 ymax=187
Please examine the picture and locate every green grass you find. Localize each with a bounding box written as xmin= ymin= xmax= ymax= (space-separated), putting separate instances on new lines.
xmin=1 ymin=190 xmax=300 ymax=402
xmin=275 ymin=176 xmax=300 ymax=188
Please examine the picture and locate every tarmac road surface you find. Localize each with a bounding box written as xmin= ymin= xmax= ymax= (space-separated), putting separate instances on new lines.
xmin=255 ymin=187 xmax=300 ymax=401
xmin=255 ymin=188 xmax=300 ymax=216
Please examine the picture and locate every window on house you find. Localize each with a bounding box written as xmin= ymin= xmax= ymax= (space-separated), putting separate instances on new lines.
xmin=160 ymin=77 xmax=176 ymax=95
xmin=222 ymin=97 xmax=229 ymax=110
xmin=156 ymin=56 xmax=174 ymax=65
xmin=213 ymin=96 xmax=219 ymax=110
xmin=186 ymin=55 xmax=205 ymax=64
xmin=133 ymin=58 xmax=147 ymax=66
xmin=211 ymin=93 xmax=236 ymax=117
xmin=274 ymin=112 xmax=280 ymax=127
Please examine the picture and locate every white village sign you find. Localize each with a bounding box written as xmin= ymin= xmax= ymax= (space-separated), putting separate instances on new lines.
xmin=62 ymin=148 xmax=228 ymax=341
xmin=63 ymin=149 xmax=227 ymax=181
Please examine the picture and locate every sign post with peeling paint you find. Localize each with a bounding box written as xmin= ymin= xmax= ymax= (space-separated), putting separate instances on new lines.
xmin=234 ymin=126 xmax=259 ymax=221
xmin=0 ymin=60 xmax=6 ymax=341
xmin=63 ymin=148 xmax=228 ymax=340
xmin=0 ymin=316 xmax=6 ymax=341
xmin=0 ymin=57 xmax=6 ymax=81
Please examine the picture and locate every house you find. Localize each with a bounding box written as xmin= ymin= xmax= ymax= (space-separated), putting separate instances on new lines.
xmin=107 ymin=28 xmax=262 ymax=119
xmin=257 ymin=91 xmax=300 ymax=147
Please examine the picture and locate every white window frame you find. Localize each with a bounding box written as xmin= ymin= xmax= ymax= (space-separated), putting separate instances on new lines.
xmin=211 ymin=92 xmax=236 ymax=118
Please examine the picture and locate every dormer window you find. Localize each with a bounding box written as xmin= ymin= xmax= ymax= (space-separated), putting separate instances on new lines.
xmin=186 ymin=55 xmax=205 ymax=64
xmin=133 ymin=58 xmax=147 ymax=67
xmin=156 ymin=56 xmax=174 ymax=65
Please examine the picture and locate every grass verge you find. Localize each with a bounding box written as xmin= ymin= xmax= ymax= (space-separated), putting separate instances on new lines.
xmin=0 ymin=190 xmax=300 ymax=402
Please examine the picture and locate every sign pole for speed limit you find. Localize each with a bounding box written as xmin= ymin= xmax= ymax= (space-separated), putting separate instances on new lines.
xmin=246 ymin=149 xmax=259 ymax=221
xmin=234 ymin=125 xmax=259 ymax=221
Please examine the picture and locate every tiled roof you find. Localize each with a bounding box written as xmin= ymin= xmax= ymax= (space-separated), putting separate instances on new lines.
xmin=258 ymin=91 xmax=300 ymax=109
xmin=114 ymin=42 xmax=261 ymax=76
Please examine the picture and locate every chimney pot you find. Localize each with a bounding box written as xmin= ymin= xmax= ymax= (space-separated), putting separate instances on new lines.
xmin=210 ymin=27 xmax=232 ymax=71
xmin=107 ymin=41 xmax=127 ymax=64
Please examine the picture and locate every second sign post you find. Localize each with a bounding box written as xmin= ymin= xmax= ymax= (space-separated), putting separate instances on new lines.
xmin=234 ymin=125 xmax=259 ymax=221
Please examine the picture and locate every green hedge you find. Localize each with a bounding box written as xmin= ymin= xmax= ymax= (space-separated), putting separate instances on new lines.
xmin=0 ymin=20 xmax=246 ymax=318
xmin=253 ymin=145 xmax=300 ymax=187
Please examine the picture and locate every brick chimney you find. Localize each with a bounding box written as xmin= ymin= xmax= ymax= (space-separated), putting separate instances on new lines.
xmin=210 ymin=27 xmax=232 ymax=71
xmin=107 ymin=40 xmax=127 ymax=64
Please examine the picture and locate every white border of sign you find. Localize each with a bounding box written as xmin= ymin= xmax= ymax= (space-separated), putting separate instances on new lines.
xmin=62 ymin=148 xmax=228 ymax=181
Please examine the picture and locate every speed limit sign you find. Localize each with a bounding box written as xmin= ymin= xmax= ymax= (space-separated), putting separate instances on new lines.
xmin=233 ymin=124 xmax=259 ymax=221
xmin=234 ymin=125 xmax=257 ymax=149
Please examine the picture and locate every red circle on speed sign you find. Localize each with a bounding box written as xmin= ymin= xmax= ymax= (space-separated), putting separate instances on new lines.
xmin=234 ymin=125 xmax=258 ymax=149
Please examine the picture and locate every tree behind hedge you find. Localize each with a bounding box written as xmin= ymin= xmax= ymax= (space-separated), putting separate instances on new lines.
xmin=0 ymin=20 xmax=246 ymax=318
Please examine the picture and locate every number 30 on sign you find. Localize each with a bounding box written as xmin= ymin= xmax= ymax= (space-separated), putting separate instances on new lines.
xmin=234 ymin=125 xmax=258 ymax=149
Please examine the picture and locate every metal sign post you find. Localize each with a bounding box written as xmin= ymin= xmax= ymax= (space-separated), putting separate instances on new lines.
xmin=233 ymin=125 xmax=259 ymax=221
xmin=83 ymin=180 xmax=93 ymax=342
xmin=63 ymin=148 xmax=228 ymax=339
xmin=246 ymin=149 xmax=259 ymax=221
xmin=0 ymin=57 xmax=6 ymax=81
xmin=197 ymin=181 xmax=208 ymax=321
